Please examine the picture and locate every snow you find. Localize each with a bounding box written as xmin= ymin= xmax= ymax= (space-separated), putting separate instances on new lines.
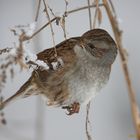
xmin=22 ymin=45 xmax=49 ymax=70
xmin=51 ymin=57 xmax=64 ymax=70
xmin=8 ymin=43 xmax=64 ymax=71
xmin=26 ymin=22 xmax=36 ymax=37
xmin=57 ymin=57 xmax=64 ymax=66
xmin=36 ymin=60 xmax=49 ymax=70
xmin=51 ymin=62 xmax=58 ymax=70
xmin=23 ymin=46 xmax=37 ymax=62
xmin=9 ymin=47 xmax=17 ymax=56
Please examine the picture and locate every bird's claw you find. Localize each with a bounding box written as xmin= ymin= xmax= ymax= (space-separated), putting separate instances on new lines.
xmin=62 ymin=102 xmax=80 ymax=115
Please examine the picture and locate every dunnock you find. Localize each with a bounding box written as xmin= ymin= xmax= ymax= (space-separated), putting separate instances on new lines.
xmin=0 ymin=29 xmax=117 ymax=115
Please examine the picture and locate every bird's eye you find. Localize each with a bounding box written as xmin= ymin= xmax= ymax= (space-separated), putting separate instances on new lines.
xmin=87 ymin=43 xmax=96 ymax=49
xmin=86 ymin=42 xmax=108 ymax=58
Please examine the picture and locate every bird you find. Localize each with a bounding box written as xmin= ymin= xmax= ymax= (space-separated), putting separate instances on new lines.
xmin=0 ymin=28 xmax=117 ymax=115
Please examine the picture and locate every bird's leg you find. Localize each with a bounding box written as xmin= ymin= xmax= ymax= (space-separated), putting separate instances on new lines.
xmin=62 ymin=102 xmax=80 ymax=115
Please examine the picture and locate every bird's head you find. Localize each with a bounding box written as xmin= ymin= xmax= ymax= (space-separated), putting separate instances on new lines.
xmin=81 ymin=28 xmax=118 ymax=65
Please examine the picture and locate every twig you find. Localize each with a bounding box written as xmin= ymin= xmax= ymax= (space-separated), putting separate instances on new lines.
xmin=86 ymin=103 xmax=92 ymax=140
xmin=42 ymin=0 xmax=57 ymax=58
xmin=93 ymin=0 xmax=98 ymax=28
xmin=20 ymin=17 xmax=57 ymax=42
xmin=47 ymin=1 xmax=67 ymax=39
xmin=66 ymin=3 xmax=103 ymax=15
xmin=87 ymin=0 xmax=92 ymax=29
xmin=93 ymin=0 xmax=102 ymax=28
xmin=35 ymin=0 xmax=42 ymax=21
xmin=86 ymin=0 xmax=93 ymax=139
xmin=13 ymin=4 xmax=106 ymax=43
xmin=62 ymin=0 xmax=68 ymax=39
xmin=103 ymin=0 xmax=140 ymax=139
xmin=108 ymin=0 xmax=117 ymax=18
xmin=29 ymin=17 xmax=57 ymax=40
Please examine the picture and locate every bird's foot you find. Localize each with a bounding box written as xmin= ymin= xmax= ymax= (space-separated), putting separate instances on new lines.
xmin=62 ymin=102 xmax=80 ymax=115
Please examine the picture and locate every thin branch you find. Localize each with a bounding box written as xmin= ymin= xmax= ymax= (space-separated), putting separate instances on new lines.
xmin=87 ymin=0 xmax=92 ymax=29
xmin=86 ymin=103 xmax=92 ymax=140
xmin=103 ymin=0 xmax=140 ymax=139
xmin=42 ymin=0 xmax=57 ymax=58
xmin=62 ymin=0 xmax=68 ymax=39
xmin=66 ymin=3 xmax=104 ymax=15
xmin=93 ymin=1 xmax=98 ymax=28
xmin=108 ymin=0 xmax=117 ymax=18
xmin=35 ymin=0 xmax=42 ymax=21
xmin=86 ymin=0 xmax=93 ymax=140
xmin=29 ymin=17 xmax=57 ymax=40
xmin=16 ymin=4 xmax=106 ymax=43
xmin=47 ymin=2 xmax=67 ymax=39
xmin=93 ymin=0 xmax=102 ymax=28
xmin=20 ymin=17 xmax=57 ymax=42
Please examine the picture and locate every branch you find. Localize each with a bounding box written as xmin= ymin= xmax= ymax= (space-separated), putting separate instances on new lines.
xmin=87 ymin=0 xmax=92 ymax=29
xmin=103 ymin=0 xmax=140 ymax=139
xmin=85 ymin=0 xmax=93 ymax=140
xmin=42 ymin=0 xmax=57 ymax=57
xmin=86 ymin=103 xmax=92 ymax=140
xmin=29 ymin=17 xmax=57 ymax=40
xmin=35 ymin=0 xmax=41 ymax=21
xmin=66 ymin=3 xmax=104 ymax=15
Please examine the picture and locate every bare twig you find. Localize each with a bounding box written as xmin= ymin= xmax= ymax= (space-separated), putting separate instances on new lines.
xmin=61 ymin=0 xmax=68 ymax=39
xmin=35 ymin=0 xmax=42 ymax=21
xmin=29 ymin=17 xmax=57 ymax=41
xmin=87 ymin=0 xmax=92 ymax=29
xmin=85 ymin=1 xmax=93 ymax=140
xmin=93 ymin=0 xmax=98 ymax=28
xmin=47 ymin=2 xmax=67 ymax=39
xmin=42 ymin=0 xmax=57 ymax=58
xmin=103 ymin=0 xmax=140 ymax=139
xmin=93 ymin=0 xmax=102 ymax=28
xmin=66 ymin=3 xmax=103 ymax=15
xmin=86 ymin=103 xmax=92 ymax=140
xmin=108 ymin=0 xmax=117 ymax=18
xmin=0 ymin=48 xmax=12 ymax=55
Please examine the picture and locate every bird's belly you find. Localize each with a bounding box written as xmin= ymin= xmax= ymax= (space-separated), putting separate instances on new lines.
xmin=66 ymin=84 xmax=97 ymax=106
xmin=63 ymin=75 xmax=107 ymax=106
xmin=63 ymin=66 xmax=109 ymax=106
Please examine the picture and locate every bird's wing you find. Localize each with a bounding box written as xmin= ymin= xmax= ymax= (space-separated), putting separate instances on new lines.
xmin=37 ymin=37 xmax=81 ymax=69
xmin=32 ymin=37 xmax=82 ymax=105
xmin=35 ymin=37 xmax=82 ymax=84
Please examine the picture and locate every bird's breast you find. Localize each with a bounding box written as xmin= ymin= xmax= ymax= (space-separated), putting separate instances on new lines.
xmin=63 ymin=54 xmax=110 ymax=106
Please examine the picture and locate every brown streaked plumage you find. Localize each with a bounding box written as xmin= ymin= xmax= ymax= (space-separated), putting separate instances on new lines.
xmin=0 ymin=29 xmax=117 ymax=115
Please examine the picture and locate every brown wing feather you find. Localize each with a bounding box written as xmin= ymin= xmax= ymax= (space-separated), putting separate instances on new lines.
xmin=33 ymin=37 xmax=82 ymax=106
xmin=37 ymin=37 xmax=81 ymax=63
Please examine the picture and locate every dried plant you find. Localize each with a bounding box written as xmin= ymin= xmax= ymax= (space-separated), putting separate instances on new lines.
xmin=0 ymin=0 xmax=140 ymax=140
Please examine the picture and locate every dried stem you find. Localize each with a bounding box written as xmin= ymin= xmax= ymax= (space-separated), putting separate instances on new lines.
xmin=93 ymin=0 xmax=98 ymax=28
xmin=28 ymin=18 xmax=57 ymax=41
xmin=42 ymin=0 xmax=57 ymax=58
xmin=66 ymin=3 xmax=103 ymax=15
xmin=86 ymin=103 xmax=92 ymax=140
xmin=87 ymin=0 xmax=92 ymax=29
xmin=86 ymin=1 xmax=93 ymax=140
xmin=103 ymin=0 xmax=140 ymax=139
xmin=35 ymin=0 xmax=41 ymax=21
xmin=9 ymin=4 xmax=105 ymax=43
xmin=62 ymin=0 xmax=68 ymax=39
xmin=108 ymin=0 xmax=117 ymax=18
xmin=47 ymin=2 xmax=67 ymax=39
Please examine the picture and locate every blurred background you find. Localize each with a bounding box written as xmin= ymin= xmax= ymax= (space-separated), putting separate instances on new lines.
xmin=0 ymin=0 xmax=140 ymax=140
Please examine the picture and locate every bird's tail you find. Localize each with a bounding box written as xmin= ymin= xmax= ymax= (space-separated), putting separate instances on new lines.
xmin=0 ymin=77 xmax=36 ymax=110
